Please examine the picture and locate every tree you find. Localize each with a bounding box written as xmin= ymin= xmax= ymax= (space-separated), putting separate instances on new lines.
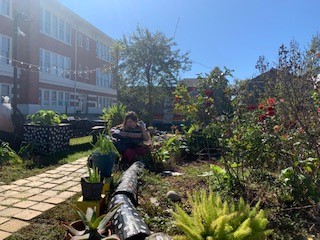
xmin=255 ymin=55 xmax=270 ymax=74
xmin=119 ymin=26 xmax=191 ymax=122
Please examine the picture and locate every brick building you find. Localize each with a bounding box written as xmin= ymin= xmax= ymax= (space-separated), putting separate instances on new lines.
xmin=0 ymin=0 xmax=117 ymax=115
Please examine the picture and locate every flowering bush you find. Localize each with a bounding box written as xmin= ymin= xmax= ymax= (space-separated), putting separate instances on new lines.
xmin=174 ymin=67 xmax=232 ymax=127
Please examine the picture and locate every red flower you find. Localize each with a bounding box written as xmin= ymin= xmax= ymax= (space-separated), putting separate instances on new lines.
xmin=268 ymin=111 xmax=275 ymax=116
xmin=247 ymin=105 xmax=255 ymax=111
xmin=258 ymin=104 xmax=264 ymax=109
xmin=205 ymin=89 xmax=213 ymax=97
xmin=259 ymin=114 xmax=267 ymax=121
xmin=317 ymin=108 xmax=320 ymax=113
xmin=267 ymin=106 xmax=275 ymax=116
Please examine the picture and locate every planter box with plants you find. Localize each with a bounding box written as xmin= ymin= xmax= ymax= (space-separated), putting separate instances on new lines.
xmin=23 ymin=110 xmax=70 ymax=155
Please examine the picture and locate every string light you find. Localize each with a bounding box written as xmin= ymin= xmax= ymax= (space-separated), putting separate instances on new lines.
xmin=0 ymin=55 xmax=115 ymax=75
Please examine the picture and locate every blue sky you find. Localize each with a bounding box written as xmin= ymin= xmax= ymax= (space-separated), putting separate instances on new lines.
xmin=59 ymin=0 xmax=320 ymax=82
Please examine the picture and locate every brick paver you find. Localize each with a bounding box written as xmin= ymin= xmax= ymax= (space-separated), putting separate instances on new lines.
xmin=29 ymin=202 xmax=55 ymax=212
xmin=13 ymin=209 xmax=43 ymax=221
xmin=0 ymin=219 xmax=29 ymax=232
xmin=0 ymin=208 xmax=23 ymax=217
xmin=0 ymin=198 xmax=21 ymax=206
xmin=0 ymin=230 xmax=11 ymax=239
xmin=13 ymin=200 xmax=37 ymax=208
xmin=0 ymin=157 xmax=88 ymax=239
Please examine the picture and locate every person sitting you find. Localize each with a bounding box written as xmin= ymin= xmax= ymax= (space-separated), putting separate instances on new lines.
xmin=110 ymin=111 xmax=151 ymax=166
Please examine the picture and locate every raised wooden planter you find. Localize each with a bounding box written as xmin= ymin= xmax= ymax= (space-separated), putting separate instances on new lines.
xmin=23 ymin=123 xmax=70 ymax=155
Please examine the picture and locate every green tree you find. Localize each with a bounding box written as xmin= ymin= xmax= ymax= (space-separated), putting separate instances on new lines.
xmin=119 ymin=26 xmax=191 ymax=122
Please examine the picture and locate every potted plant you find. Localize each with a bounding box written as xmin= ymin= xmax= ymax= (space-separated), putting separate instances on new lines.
xmin=89 ymin=134 xmax=120 ymax=179
xmin=81 ymin=166 xmax=104 ymax=201
xmin=23 ymin=110 xmax=70 ymax=155
xmin=62 ymin=204 xmax=121 ymax=240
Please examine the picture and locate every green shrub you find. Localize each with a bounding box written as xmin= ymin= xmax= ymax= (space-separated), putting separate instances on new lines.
xmin=0 ymin=141 xmax=22 ymax=166
xmin=171 ymin=189 xmax=272 ymax=240
xmin=101 ymin=104 xmax=126 ymax=130
xmin=28 ymin=110 xmax=66 ymax=125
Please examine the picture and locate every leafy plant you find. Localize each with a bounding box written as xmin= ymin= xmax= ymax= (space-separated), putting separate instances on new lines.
xmin=146 ymin=133 xmax=187 ymax=172
xmin=62 ymin=204 xmax=121 ymax=240
xmin=171 ymin=189 xmax=272 ymax=240
xmin=84 ymin=165 xmax=101 ymax=183
xmin=101 ymin=104 xmax=126 ymax=131
xmin=28 ymin=110 xmax=66 ymax=125
xmin=0 ymin=141 xmax=22 ymax=166
xmin=91 ymin=134 xmax=120 ymax=157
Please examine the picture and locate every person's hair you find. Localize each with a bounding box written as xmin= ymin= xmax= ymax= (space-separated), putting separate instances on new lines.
xmin=123 ymin=111 xmax=139 ymax=126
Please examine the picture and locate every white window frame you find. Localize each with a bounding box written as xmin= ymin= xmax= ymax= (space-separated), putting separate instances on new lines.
xmin=78 ymin=64 xmax=82 ymax=78
xmin=0 ymin=0 xmax=11 ymax=17
xmin=78 ymin=33 xmax=83 ymax=47
xmin=0 ymin=34 xmax=11 ymax=65
xmin=50 ymin=90 xmax=57 ymax=106
xmin=43 ymin=90 xmax=50 ymax=106
xmin=40 ymin=8 xmax=71 ymax=45
xmin=58 ymin=91 xmax=64 ymax=107
xmin=39 ymin=48 xmax=71 ymax=79
xmin=96 ymin=41 xmax=110 ymax=61
xmin=1 ymin=84 xmax=10 ymax=97
xmin=85 ymin=66 xmax=89 ymax=80
xmin=85 ymin=37 xmax=89 ymax=50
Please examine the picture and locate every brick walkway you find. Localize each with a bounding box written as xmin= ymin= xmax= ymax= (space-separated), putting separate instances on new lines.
xmin=0 ymin=157 xmax=87 ymax=239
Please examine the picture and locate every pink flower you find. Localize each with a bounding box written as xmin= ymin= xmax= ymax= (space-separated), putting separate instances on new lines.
xmin=267 ymin=98 xmax=276 ymax=106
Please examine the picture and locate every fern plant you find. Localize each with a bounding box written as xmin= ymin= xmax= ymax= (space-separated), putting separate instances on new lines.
xmin=171 ymin=189 xmax=272 ymax=240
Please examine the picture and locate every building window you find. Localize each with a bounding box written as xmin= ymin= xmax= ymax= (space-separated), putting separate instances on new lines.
xmin=44 ymin=10 xmax=51 ymax=35
xmin=85 ymin=66 xmax=89 ymax=79
xmin=43 ymin=90 xmax=49 ymax=106
xmin=65 ymin=58 xmax=71 ymax=79
xmin=78 ymin=64 xmax=82 ymax=78
xmin=40 ymin=89 xmax=69 ymax=107
xmin=85 ymin=37 xmax=89 ymax=50
xmin=1 ymin=84 xmax=10 ymax=97
xmin=51 ymin=91 xmax=57 ymax=106
xmin=96 ymin=69 xmax=112 ymax=88
xmin=66 ymin=23 xmax=71 ymax=44
xmin=59 ymin=19 xmax=64 ymax=41
xmin=58 ymin=91 xmax=63 ymax=107
xmin=39 ymin=89 xmax=42 ymax=105
xmin=64 ymin=92 xmax=69 ymax=106
xmin=40 ymin=48 xmax=71 ymax=79
xmin=0 ymin=0 xmax=10 ymax=17
xmin=0 ymin=34 xmax=11 ymax=65
xmin=52 ymin=53 xmax=58 ymax=76
xmin=40 ymin=8 xmax=71 ymax=44
xmin=96 ymin=41 xmax=110 ymax=61
xmin=78 ymin=33 xmax=83 ymax=47
xmin=52 ymin=14 xmax=58 ymax=38
xmin=44 ymin=51 xmax=50 ymax=73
